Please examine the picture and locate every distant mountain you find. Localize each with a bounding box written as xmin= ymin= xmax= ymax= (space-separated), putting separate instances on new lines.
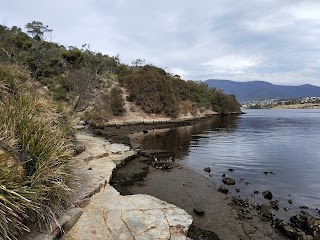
xmin=205 ymin=79 xmax=320 ymax=102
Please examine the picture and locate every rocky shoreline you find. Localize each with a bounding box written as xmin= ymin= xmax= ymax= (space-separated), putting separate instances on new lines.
xmin=103 ymin=117 xmax=320 ymax=240
xmin=24 ymin=114 xmax=319 ymax=239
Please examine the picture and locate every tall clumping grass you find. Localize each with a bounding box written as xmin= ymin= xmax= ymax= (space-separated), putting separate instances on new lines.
xmin=0 ymin=64 xmax=75 ymax=239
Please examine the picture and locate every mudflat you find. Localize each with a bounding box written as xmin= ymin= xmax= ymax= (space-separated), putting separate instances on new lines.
xmin=127 ymin=166 xmax=286 ymax=240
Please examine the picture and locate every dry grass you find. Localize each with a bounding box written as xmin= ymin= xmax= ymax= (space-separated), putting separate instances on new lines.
xmin=0 ymin=64 xmax=75 ymax=239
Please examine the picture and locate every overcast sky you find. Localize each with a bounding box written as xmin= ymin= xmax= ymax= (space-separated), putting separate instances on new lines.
xmin=2 ymin=0 xmax=320 ymax=86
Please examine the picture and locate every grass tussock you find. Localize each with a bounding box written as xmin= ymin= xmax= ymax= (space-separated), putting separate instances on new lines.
xmin=0 ymin=64 xmax=75 ymax=239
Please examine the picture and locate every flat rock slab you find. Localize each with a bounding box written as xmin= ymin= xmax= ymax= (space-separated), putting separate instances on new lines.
xmin=63 ymin=185 xmax=192 ymax=240
xmin=72 ymin=133 xmax=135 ymax=204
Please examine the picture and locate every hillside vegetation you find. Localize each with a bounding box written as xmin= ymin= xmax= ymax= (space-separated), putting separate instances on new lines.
xmin=0 ymin=22 xmax=240 ymax=124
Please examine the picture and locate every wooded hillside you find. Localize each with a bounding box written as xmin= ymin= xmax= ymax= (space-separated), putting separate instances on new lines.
xmin=0 ymin=21 xmax=241 ymax=122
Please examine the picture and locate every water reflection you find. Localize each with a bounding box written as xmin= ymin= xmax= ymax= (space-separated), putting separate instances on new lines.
xmin=133 ymin=110 xmax=320 ymax=220
xmin=130 ymin=114 xmax=240 ymax=160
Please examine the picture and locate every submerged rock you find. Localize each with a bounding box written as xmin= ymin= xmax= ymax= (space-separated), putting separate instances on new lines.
xmin=204 ymin=167 xmax=211 ymax=173
xmin=218 ymin=186 xmax=229 ymax=194
xmin=193 ymin=208 xmax=205 ymax=216
xmin=222 ymin=177 xmax=235 ymax=185
xmin=228 ymin=168 xmax=235 ymax=172
xmin=300 ymin=205 xmax=309 ymax=209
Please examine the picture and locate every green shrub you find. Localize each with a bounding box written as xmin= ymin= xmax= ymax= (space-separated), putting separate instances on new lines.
xmin=110 ymin=87 xmax=125 ymax=116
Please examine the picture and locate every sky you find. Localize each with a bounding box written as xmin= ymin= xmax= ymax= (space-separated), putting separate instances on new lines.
xmin=1 ymin=0 xmax=320 ymax=86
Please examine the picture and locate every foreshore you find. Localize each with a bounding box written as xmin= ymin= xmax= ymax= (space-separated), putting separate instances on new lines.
xmin=24 ymin=113 xmax=310 ymax=240
xmin=98 ymin=116 xmax=287 ymax=240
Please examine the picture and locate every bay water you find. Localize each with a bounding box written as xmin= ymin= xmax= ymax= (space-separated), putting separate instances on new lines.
xmin=134 ymin=109 xmax=320 ymax=219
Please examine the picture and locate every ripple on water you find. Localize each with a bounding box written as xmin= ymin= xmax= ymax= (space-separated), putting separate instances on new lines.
xmin=137 ymin=109 xmax=320 ymax=220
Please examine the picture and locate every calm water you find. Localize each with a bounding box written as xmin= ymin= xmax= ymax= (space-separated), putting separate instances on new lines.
xmin=134 ymin=109 xmax=320 ymax=219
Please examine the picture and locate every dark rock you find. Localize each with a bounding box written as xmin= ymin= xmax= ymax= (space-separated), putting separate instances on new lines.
xmin=253 ymin=190 xmax=260 ymax=195
xmin=251 ymin=203 xmax=260 ymax=209
xmin=152 ymin=158 xmax=173 ymax=170
xmin=316 ymin=208 xmax=320 ymax=215
xmin=111 ymin=160 xmax=149 ymax=187
xmin=232 ymin=197 xmax=250 ymax=207
xmin=187 ymin=224 xmax=220 ymax=240
xmin=218 ymin=186 xmax=229 ymax=194
xmin=228 ymin=168 xmax=235 ymax=172
xmin=274 ymin=218 xmax=303 ymax=239
xmin=222 ymin=177 xmax=235 ymax=185
xmin=209 ymin=174 xmax=213 ymax=177
xmin=140 ymin=150 xmax=175 ymax=161
xmin=87 ymin=167 xmax=92 ymax=170
xmin=193 ymin=208 xmax=205 ymax=216
xmin=204 ymin=167 xmax=211 ymax=173
xmin=143 ymin=129 xmax=148 ymax=134
xmin=284 ymin=207 xmax=290 ymax=211
xmin=222 ymin=173 xmax=225 ymax=178
xmin=288 ymin=199 xmax=293 ymax=204
xmin=264 ymin=171 xmax=276 ymax=175
xmin=270 ymin=200 xmax=279 ymax=211
xmin=300 ymin=205 xmax=309 ymax=209
xmin=262 ymin=190 xmax=273 ymax=200
xmin=236 ymin=188 xmax=240 ymax=193
xmin=290 ymin=212 xmax=320 ymax=237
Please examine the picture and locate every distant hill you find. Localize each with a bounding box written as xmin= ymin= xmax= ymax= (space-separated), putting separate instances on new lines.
xmin=205 ymin=79 xmax=320 ymax=102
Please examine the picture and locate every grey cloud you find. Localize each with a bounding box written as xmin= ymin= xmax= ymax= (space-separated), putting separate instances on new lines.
xmin=1 ymin=0 xmax=320 ymax=85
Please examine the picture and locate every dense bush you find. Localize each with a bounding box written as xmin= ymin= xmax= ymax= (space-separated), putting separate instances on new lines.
xmin=110 ymin=87 xmax=125 ymax=116
xmin=124 ymin=67 xmax=240 ymax=117
xmin=0 ymin=64 xmax=74 ymax=239
xmin=125 ymin=68 xmax=181 ymax=117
